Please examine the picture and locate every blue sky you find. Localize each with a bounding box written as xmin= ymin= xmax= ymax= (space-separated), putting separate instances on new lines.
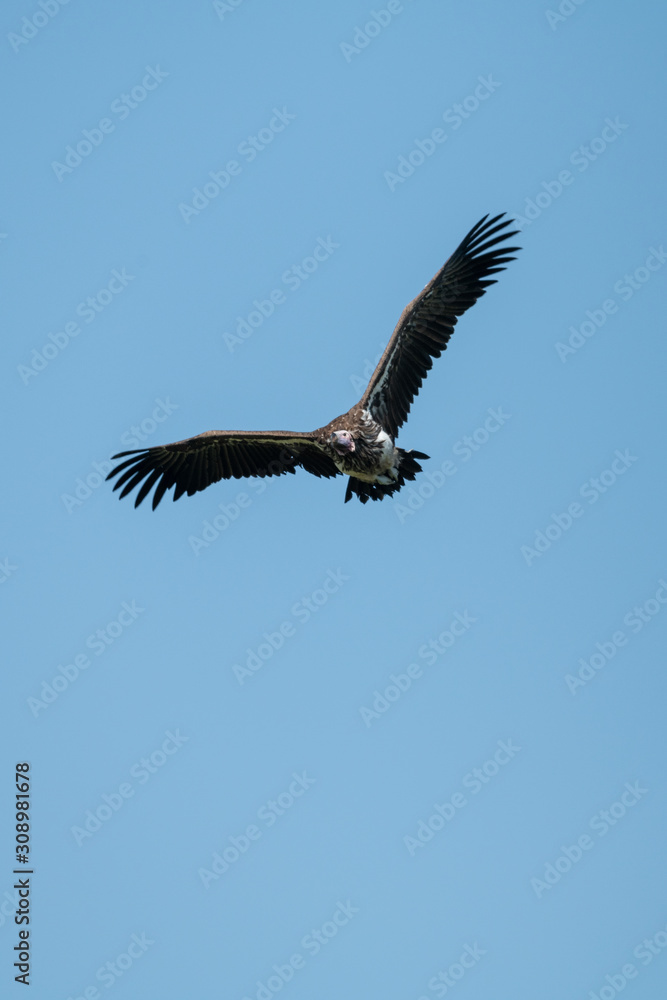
xmin=2 ymin=1 xmax=667 ymax=997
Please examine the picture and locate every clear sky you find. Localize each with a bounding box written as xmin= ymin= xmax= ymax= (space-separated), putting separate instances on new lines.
xmin=3 ymin=1 xmax=667 ymax=998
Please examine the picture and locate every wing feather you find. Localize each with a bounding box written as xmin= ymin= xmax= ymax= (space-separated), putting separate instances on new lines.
xmin=362 ymin=213 xmax=520 ymax=438
xmin=134 ymin=468 xmax=162 ymax=508
xmin=106 ymin=429 xmax=340 ymax=508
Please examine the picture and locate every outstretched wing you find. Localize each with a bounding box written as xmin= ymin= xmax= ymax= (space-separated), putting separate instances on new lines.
xmin=361 ymin=213 xmax=520 ymax=439
xmin=107 ymin=429 xmax=339 ymax=509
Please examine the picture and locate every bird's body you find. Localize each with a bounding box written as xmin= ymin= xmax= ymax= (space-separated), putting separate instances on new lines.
xmin=108 ymin=214 xmax=519 ymax=508
xmin=330 ymin=413 xmax=396 ymax=484
xmin=313 ymin=406 xmax=426 ymax=502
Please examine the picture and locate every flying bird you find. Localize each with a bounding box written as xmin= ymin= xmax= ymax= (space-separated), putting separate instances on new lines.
xmin=107 ymin=213 xmax=519 ymax=508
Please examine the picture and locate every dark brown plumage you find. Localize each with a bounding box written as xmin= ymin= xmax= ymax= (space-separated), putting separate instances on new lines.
xmin=107 ymin=213 xmax=519 ymax=508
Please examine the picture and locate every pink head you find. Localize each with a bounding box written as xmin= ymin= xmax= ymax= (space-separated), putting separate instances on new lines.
xmin=330 ymin=430 xmax=355 ymax=455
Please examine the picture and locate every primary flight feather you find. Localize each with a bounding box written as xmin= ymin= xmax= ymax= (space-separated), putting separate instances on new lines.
xmin=108 ymin=213 xmax=520 ymax=508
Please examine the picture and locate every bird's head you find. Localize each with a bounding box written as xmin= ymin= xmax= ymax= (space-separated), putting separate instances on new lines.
xmin=330 ymin=430 xmax=356 ymax=455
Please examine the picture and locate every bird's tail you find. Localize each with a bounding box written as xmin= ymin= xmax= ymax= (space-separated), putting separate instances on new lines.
xmin=344 ymin=449 xmax=429 ymax=504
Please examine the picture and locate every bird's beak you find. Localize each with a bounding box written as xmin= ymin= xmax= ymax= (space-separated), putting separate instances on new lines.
xmin=331 ymin=432 xmax=354 ymax=454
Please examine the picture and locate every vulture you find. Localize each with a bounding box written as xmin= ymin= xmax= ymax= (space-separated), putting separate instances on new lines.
xmin=107 ymin=213 xmax=519 ymax=507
